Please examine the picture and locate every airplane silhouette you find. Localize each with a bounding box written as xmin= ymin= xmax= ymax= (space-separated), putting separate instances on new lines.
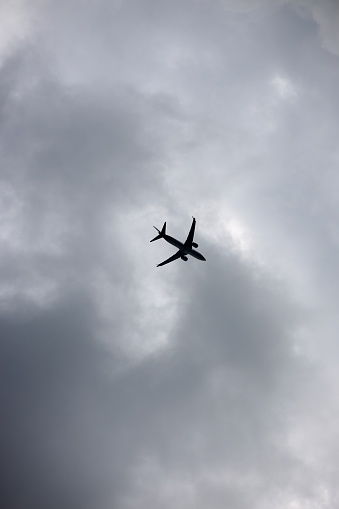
xmin=150 ymin=217 xmax=206 ymax=267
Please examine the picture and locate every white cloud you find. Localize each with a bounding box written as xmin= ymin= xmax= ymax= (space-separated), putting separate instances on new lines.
xmin=271 ymin=74 xmax=297 ymax=99
xmin=0 ymin=1 xmax=39 ymax=66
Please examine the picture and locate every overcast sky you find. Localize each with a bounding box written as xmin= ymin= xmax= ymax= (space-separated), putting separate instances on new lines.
xmin=1 ymin=1 xmax=339 ymax=508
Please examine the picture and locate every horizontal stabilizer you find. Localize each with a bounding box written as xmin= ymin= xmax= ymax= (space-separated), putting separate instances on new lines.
xmin=150 ymin=233 xmax=162 ymax=242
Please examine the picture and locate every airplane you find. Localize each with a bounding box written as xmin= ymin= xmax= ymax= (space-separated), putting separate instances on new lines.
xmin=150 ymin=217 xmax=206 ymax=267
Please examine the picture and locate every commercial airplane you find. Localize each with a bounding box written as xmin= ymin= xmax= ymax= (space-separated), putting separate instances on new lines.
xmin=150 ymin=217 xmax=206 ymax=267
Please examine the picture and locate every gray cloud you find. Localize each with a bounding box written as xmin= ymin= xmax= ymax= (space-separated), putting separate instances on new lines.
xmin=299 ymin=0 xmax=339 ymax=55
xmin=1 ymin=1 xmax=339 ymax=508
xmin=0 ymin=296 xmax=112 ymax=508
xmin=0 ymin=261 xmax=304 ymax=509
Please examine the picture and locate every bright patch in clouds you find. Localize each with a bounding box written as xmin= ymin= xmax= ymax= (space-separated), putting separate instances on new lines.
xmin=271 ymin=74 xmax=297 ymax=99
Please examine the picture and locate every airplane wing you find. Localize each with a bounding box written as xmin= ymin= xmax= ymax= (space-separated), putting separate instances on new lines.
xmin=184 ymin=217 xmax=196 ymax=248
xmin=157 ymin=250 xmax=182 ymax=267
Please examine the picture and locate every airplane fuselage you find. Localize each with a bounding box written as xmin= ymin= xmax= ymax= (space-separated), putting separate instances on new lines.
xmin=163 ymin=234 xmax=206 ymax=261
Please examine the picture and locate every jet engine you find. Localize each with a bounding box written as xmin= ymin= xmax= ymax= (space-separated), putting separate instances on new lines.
xmin=192 ymin=242 xmax=198 ymax=248
xmin=181 ymin=255 xmax=188 ymax=261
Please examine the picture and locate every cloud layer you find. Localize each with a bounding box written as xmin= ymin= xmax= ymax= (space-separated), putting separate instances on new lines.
xmin=1 ymin=1 xmax=339 ymax=508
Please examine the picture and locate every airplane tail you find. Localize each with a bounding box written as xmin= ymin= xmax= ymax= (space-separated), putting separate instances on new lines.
xmin=150 ymin=222 xmax=166 ymax=242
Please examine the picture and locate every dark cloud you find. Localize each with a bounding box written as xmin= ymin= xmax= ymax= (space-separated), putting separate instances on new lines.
xmin=0 ymin=251 xmax=307 ymax=508
xmin=0 ymin=295 xmax=112 ymax=509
